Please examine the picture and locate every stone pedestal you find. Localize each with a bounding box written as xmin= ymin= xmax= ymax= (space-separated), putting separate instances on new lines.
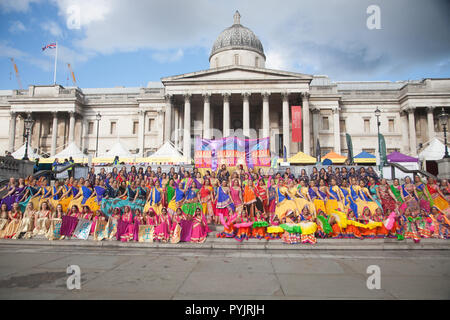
xmin=437 ymin=158 xmax=450 ymax=179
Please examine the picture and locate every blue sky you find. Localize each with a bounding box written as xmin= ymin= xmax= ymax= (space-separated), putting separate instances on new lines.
xmin=1 ymin=0 xmax=449 ymax=90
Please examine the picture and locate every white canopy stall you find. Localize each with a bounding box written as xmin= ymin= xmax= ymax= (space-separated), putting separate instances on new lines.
xmin=93 ymin=141 xmax=134 ymax=164
xmin=12 ymin=143 xmax=40 ymax=160
xmin=418 ymin=137 xmax=446 ymax=176
xmin=419 ymin=137 xmax=446 ymax=161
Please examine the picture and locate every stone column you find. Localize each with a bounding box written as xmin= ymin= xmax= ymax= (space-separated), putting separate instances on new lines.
xmin=203 ymin=93 xmax=211 ymax=139
xmin=243 ymin=92 xmax=250 ymax=137
xmin=407 ymin=107 xmax=417 ymax=155
xmin=164 ymin=94 xmax=173 ymax=142
xmin=400 ymin=111 xmax=409 ymax=154
xmin=262 ymin=92 xmax=270 ymax=138
xmin=183 ymin=94 xmax=191 ymax=161
xmin=333 ymin=107 xmax=341 ymax=154
xmin=311 ymin=107 xmax=320 ymax=156
xmin=174 ymin=106 xmax=179 ymax=148
xmin=427 ymin=106 xmax=435 ymax=140
xmin=8 ymin=112 xmax=17 ymax=152
xmin=301 ymin=92 xmax=311 ymax=154
xmin=81 ymin=117 xmax=88 ymax=154
xmin=68 ymin=112 xmax=75 ymax=144
xmin=138 ymin=110 xmax=145 ymax=156
xmin=51 ymin=112 xmax=58 ymax=156
xmin=223 ymin=93 xmax=230 ymax=137
xmin=157 ymin=110 xmax=164 ymax=148
xmin=282 ymin=92 xmax=290 ymax=157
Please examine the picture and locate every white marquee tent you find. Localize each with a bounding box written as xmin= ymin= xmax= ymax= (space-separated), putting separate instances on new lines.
xmin=12 ymin=143 xmax=40 ymax=159
xmin=102 ymin=141 xmax=133 ymax=158
xmin=419 ymin=137 xmax=445 ymax=161
xmin=144 ymin=141 xmax=185 ymax=163
xmin=150 ymin=141 xmax=183 ymax=158
xmin=54 ymin=142 xmax=86 ymax=159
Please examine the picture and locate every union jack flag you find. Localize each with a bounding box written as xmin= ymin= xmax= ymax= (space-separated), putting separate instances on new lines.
xmin=42 ymin=43 xmax=56 ymax=51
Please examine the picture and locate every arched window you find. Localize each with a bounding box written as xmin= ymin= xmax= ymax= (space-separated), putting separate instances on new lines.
xmin=255 ymin=56 xmax=259 ymax=67
xmin=234 ymin=54 xmax=240 ymax=65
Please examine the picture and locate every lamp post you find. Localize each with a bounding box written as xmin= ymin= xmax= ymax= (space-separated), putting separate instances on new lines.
xmin=95 ymin=112 xmax=101 ymax=157
xmin=438 ymin=107 xmax=449 ymax=158
xmin=22 ymin=113 xmax=34 ymax=161
xmin=375 ymin=107 xmax=383 ymax=177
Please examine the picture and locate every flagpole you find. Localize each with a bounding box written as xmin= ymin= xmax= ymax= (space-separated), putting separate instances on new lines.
xmin=53 ymin=41 xmax=58 ymax=85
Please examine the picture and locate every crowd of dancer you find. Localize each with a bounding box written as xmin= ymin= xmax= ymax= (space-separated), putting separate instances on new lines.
xmin=0 ymin=164 xmax=449 ymax=244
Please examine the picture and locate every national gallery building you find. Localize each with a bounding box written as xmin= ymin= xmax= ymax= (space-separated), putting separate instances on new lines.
xmin=1 ymin=12 xmax=449 ymax=161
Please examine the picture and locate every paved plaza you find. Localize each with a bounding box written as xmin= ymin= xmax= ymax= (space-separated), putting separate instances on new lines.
xmin=0 ymin=244 xmax=448 ymax=299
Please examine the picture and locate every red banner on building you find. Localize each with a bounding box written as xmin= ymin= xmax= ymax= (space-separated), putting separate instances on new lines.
xmin=291 ymin=105 xmax=302 ymax=143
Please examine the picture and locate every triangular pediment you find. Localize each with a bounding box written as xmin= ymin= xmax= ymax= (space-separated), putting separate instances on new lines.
xmin=161 ymin=65 xmax=312 ymax=83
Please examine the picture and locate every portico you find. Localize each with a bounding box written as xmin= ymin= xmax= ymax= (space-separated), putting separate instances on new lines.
xmin=161 ymin=66 xmax=313 ymax=160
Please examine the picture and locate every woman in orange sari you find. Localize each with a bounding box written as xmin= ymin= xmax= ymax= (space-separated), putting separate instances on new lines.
xmin=426 ymin=177 xmax=450 ymax=214
xmin=243 ymin=179 xmax=258 ymax=218
xmin=199 ymin=178 xmax=215 ymax=224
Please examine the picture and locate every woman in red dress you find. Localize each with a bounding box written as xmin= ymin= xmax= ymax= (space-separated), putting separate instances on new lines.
xmin=376 ymin=178 xmax=398 ymax=214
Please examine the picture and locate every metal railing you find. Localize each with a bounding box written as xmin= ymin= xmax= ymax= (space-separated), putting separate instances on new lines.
xmin=384 ymin=162 xmax=437 ymax=180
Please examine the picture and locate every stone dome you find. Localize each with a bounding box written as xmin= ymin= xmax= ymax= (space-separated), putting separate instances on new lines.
xmin=210 ymin=11 xmax=265 ymax=61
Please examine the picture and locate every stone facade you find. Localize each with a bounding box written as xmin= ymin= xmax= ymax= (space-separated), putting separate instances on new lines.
xmin=1 ymin=12 xmax=450 ymax=161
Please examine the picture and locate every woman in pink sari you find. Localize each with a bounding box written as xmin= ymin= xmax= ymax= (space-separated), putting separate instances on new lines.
xmin=120 ymin=206 xmax=134 ymax=242
xmin=154 ymin=207 xmax=171 ymax=242
xmin=190 ymin=208 xmax=209 ymax=243
xmin=230 ymin=178 xmax=243 ymax=215
xmin=170 ymin=208 xmax=185 ymax=243
xmin=81 ymin=205 xmax=93 ymax=220
xmin=90 ymin=210 xmax=102 ymax=235
xmin=145 ymin=209 xmax=158 ymax=226
xmin=68 ymin=205 xmax=81 ymax=218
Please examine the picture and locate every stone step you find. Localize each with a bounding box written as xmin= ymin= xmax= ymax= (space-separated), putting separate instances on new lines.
xmin=4 ymin=236 xmax=448 ymax=251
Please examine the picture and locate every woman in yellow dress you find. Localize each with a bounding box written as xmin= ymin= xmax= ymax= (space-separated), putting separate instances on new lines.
xmin=296 ymin=179 xmax=316 ymax=217
xmin=349 ymin=178 xmax=377 ymax=217
xmin=2 ymin=203 xmax=22 ymax=238
xmin=0 ymin=204 xmax=9 ymax=238
xmin=36 ymin=179 xmax=52 ymax=209
xmin=33 ymin=201 xmax=52 ymax=236
xmin=356 ymin=179 xmax=380 ymax=215
xmin=59 ymin=180 xmax=77 ymax=213
xmin=308 ymin=180 xmax=327 ymax=214
xmin=325 ymin=178 xmax=346 ymax=215
xmin=145 ymin=179 xmax=163 ymax=215
xmin=426 ymin=177 xmax=450 ymax=214
xmin=69 ymin=181 xmax=99 ymax=212
xmin=275 ymin=180 xmax=298 ymax=219
xmin=13 ymin=202 xmax=35 ymax=239
xmin=48 ymin=180 xmax=64 ymax=209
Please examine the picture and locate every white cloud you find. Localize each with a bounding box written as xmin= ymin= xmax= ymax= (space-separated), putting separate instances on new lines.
xmin=51 ymin=0 xmax=111 ymax=26
xmin=9 ymin=20 xmax=26 ymax=33
xmin=41 ymin=21 xmax=63 ymax=37
xmin=0 ymin=41 xmax=53 ymax=72
xmin=6 ymin=0 xmax=447 ymax=80
xmin=0 ymin=0 xmax=40 ymax=12
xmin=265 ymin=49 xmax=291 ymax=71
xmin=152 ymin=49 xmax=184 ymax=63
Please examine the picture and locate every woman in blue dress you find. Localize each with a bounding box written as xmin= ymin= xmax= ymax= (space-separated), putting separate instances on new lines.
xmin=19 ymin=178 xmax=40 ymax=212
xmin=134 ymin=180 xmax=148 ymax=208
xmin=368 ymin=177 xmax=382 ymax=211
